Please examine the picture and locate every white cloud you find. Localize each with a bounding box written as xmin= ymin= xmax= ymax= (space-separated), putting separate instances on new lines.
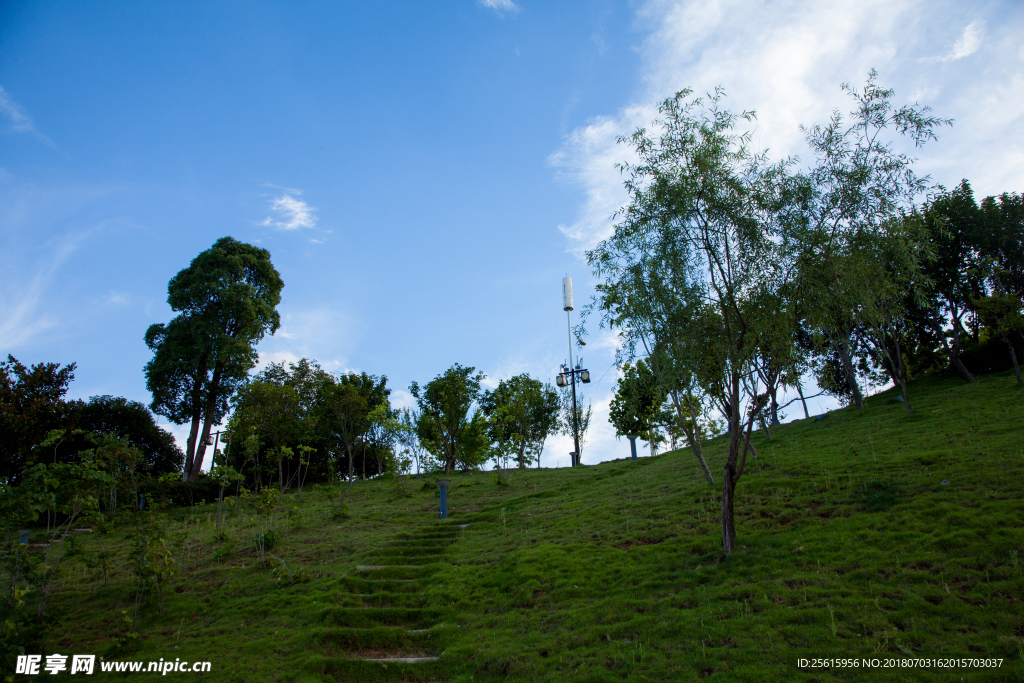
xmin=478 ymin=0 xmax=519 ymax=16
xmin=541 ymin=0 xmax=1024 ymax=468
xmin=390 ymin=389 xmax=416 ymax=410
xmin=254 ymin=306 xmax=360 ymax=379
xmin=921 ymin=20 xmax=985 ymax=63
xmin=552 ymin=0 xmax=1024 ymax=253
xmin=260 ymin=191 xmax=317 ymax=231
xmin=0 ymin=85 xmax=57 ymax=149
xmin=0 ymin=232 xmax=87 ymax=349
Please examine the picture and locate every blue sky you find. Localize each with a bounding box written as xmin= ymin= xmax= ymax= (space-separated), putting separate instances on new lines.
xmin=2 ymin=0 xmax=1022 ymax=471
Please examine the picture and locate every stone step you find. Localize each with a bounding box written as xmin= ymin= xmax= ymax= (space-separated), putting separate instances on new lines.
xmin=356 ymin=565 xmax=424 ymax=570
xmin=319 ymin=607 xmax=439 ymax=628
xmin=363 ymin=657 xmax=439 ymax=663
xmin=306 ymin=654 xmax=443 ymax=681
xmin=364 ymin=556 xmax=443 ymax=566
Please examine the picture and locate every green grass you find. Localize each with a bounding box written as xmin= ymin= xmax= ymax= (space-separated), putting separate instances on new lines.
xmin=41 ymin=371 xmax=1024 ymax=681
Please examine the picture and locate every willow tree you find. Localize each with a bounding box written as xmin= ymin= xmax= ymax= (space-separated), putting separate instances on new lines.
xmin=145 ymin=237 xmax=283 ymax=480
xmin=589 ymin=88 xmax=791 ymax=554
xmin=791 ymin=71 xmax=950 ymax=408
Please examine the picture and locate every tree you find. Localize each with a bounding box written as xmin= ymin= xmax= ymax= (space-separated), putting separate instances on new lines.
xmin=853 ymin=215 xmax=936 ymax=413
xmin=410 ymin=364 xmax=485 ymax=475
xmin=0 ymin=356 xmax=76 ymax=481
xmin=396 ymin=408 xmax=430 ymax=474
xmin=914 ymin=181 xmax=987 ymax=382
xmin=590 ymin=87 xmax=789 ymax=554
xmin=586 ymin=219 xmax=718 ymax=482
xmin=481 ymin=374 xmax=560 ymax=472
xmin=608 ymin=360 xmax=662 ymax=459
xmin=74 ymin=395 xmax=183 ymax=475
xmin=557 ymin=384 xmax=592 ymax=464
xmin=791 ymin=71 xmax=951 ymax=409
xmin=365 ymin=400 xmax=400 ymax=478
xmin=974 ymin=293 xmax=1024 ymax=386
xmin=145 ymin=237 xmax=283 ymax=481
xmin=318 ymin=371 xmax=389 ymax=505
xmin=978 ymin=190 xmax=1024 ymax=383
xmin=229 ymin=382 xmax=303 ymax=492
xmin=236 ymin=358 xmax=332 ymax=489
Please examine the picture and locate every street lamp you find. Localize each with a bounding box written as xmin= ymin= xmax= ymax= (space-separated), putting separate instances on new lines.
xmin=558 ymin=277 xmax=590 ymax=467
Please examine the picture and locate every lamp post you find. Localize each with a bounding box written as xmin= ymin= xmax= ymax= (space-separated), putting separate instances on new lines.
xmin=557 ymin=277 xmax=591 ymax=467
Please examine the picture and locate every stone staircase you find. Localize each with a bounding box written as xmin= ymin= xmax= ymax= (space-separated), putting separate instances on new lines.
xmin=308 ymin=524 xmax=460 ymax=680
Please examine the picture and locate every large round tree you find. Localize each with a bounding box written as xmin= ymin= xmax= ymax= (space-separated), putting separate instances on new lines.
xmin=145 ymin=237 xmax=283 ymax=480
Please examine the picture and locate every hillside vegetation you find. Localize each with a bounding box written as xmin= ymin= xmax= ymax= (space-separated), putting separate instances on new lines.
xmin=48 ymin=372 xmax=1024 ymax=681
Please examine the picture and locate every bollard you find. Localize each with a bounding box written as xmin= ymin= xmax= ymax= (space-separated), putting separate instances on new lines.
xmin=437 ymin=479 xmax=451 ymax=519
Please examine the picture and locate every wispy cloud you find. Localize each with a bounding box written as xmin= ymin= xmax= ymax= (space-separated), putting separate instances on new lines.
xmin=478 ymin=0 xmax=519 ymax=16
xmin=551 ymin=1 xmax=1023 ymax=254
xmin=259 ymin=190 xmax=317 ymax=231
xmin=0 ymin=86 xmax=57 ymax=149
xmin=0 ymin=232 xmax=87 ymax=349
xmin=921 ymin=20 xmax=985 ymax=63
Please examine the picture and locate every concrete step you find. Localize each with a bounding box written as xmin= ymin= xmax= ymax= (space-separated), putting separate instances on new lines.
xmin=319 ymin=607 xmax=439 ymax=628
xmin=363 ymin=657 xmax=439 ymax=663
xmin=356 ymin=565 xmax=424 ymax=570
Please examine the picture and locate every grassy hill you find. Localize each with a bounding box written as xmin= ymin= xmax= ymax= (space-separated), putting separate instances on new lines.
xmin=45 ymin=371 xmax=1024 ymax=681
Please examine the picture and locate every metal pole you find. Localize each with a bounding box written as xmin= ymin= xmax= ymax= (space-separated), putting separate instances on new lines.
xmin=567 ymin=311 xmax=580 ymax=466
xmin=212 ymin=430 xmax=221 ymax=472
xmin=438 ymin=479 xmax=451 ymax=519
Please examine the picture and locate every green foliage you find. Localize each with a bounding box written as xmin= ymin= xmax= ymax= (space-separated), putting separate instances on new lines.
xmin=481 ymin=374 xmax=559 ymax=470
xmin=128 ymin=512 xmax=176 ymax=618
xmin=25 ymin=372 xmax=1024 ymax=681
xmin=239 ymin=486 xmax=280 ymax=564
xmin=268 ymin=555 xmax=311 ymax=586
xmin=608 ymin=360 xmax=663 ymax=443
xmin=0 ymin=355 xmax=77 ymax=480
xmin=145 ymin=236 xmax=284 ymax=481
xmin=791 ymin=71 xmax=951 ymax=409
xmin=410 ymin=364 xmax=486 ymax=474
xmin=74 ymin=395 xmax=184 ymax=475
xmin=228 ymin=381 xmax=303 ymax=491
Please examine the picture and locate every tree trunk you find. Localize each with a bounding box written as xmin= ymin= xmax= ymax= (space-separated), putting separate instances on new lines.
xmin=796 ymin=380 xmax=810 ymax=419
xmin=628 ymin=435 xmax=637 ymax=460
xmin=518 ymin=440 xmax=526 ymax=469
xmin=721 ymin=463 xmax=736 ymax=555
xmin=1004 ymin=335 xmax=1022 ymax=387
xmin=835 ymin=336 xmax=864 ymax=409
xmin=668 ymin=390 xmax=713 ymax=484
xmin=182 ymin=408 xmax=202 ymax=481
xmin=932 ymin=318 xmax=974 ymax=383
xmin=894 ymin=335 xmax=913 ymax=414
xmin=192 ymin=359 xmax=226 ymax=481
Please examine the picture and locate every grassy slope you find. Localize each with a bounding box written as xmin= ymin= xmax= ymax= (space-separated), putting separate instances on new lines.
xmin=48 ymin=372 xmax=1024 ymax=682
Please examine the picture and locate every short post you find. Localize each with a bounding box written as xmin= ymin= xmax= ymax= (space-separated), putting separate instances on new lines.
xmin=628 ymin=435 xmax=638 ymax=460
xmin=437 ymin=479 xmax=451 ymax=520
xmin=18 ymin=530 xmax=31 ymax=545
